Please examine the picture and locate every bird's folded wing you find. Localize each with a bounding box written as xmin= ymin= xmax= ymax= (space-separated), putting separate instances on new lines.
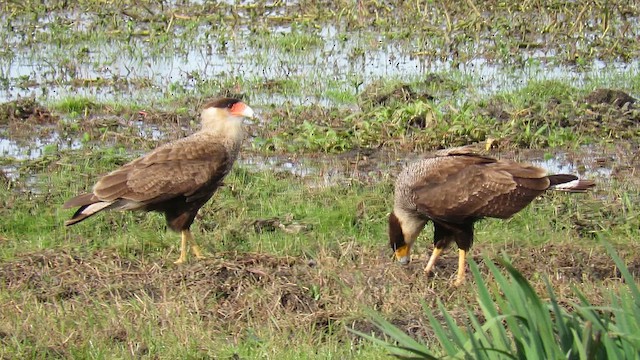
xmin=93 ymin=141 xmax=229 ymax=203
xmin=413 ymin=158 xmax=549 ymax=221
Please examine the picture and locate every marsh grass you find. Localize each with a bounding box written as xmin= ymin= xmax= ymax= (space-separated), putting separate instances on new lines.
xmin=254 ymin=76 xmax=639 ymax=153
xmin=4 ymin=0 xmax=640 ymax=108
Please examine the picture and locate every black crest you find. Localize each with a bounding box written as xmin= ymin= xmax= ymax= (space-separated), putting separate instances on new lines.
xmin=204 ymin=98 xmax=242 ymax=110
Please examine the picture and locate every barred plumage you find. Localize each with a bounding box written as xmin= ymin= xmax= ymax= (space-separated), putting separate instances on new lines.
xmin=389 ymin=147 xmax=595 ymax=286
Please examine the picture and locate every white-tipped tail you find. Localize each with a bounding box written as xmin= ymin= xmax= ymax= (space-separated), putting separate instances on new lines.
xmin=550 ymin=179 xmax=596 ymax=192
xmin=82 ymin=201 xmax=113 ymax=215
xmin=65 ymin=201 xmax=114 ymax=226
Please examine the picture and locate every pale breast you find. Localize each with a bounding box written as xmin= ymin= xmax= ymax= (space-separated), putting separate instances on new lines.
xmin=394 ymin=157 xmax=442 ymax=211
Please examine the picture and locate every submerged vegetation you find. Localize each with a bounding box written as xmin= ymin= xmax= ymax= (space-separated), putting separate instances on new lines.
xmin=2 ymin=0 xmax=640 ymax=105
xmin=1 ymin=0 xmax=640 ymax=358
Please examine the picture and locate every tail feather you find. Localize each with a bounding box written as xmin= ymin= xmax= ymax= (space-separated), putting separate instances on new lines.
xmin=64 ymin=191 xmax=115 ymax=226
xmin=65 ymin=201 xmax=114 ymax=226
xmin=63 ymin=193 xmax=99 ymax=209
xmin=548 ymin=174 xmax=595 ymax=192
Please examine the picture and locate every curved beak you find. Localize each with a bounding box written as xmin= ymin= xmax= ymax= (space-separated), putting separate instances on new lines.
xmin=394 ymin=245 xmax=411 ymax=265
xmin=231 ymin=103 xmax=255 ymax=119
xmin=239 ymin=105 xmax=255 ymax=119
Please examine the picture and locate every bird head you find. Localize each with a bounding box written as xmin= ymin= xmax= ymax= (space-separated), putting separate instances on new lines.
xmin=201 ymin=97 xmax=255 ymax=133
xmin=389 ymin=211 xmax=411 ymax=264
xmin=227 ymin=99 xmax=255 ymax=120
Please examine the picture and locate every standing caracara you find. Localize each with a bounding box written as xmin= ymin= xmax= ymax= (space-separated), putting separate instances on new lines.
xmin=389 ymin=147 xmax=594 ymax=286
xmin=64 ymin=98 xmax=254 ymax=264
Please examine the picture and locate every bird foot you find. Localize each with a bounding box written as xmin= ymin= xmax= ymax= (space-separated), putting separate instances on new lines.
xmin=453 ymin=275 xmax=465 ymax=287
xmin=424 ymin=261 xmax=438 ymax=276
xmin=173 ymin=256 xmax=187 ymax=265
xmin=191 ymin=245 xmax=205 ymax=260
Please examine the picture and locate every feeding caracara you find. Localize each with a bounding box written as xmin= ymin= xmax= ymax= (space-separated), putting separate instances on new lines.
xmin=64 ymin=98 xmax=254 ymax=264
xmin=389 ymin=146 xmax=595 ymax=286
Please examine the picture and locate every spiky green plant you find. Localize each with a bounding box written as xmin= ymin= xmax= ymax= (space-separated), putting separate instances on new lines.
xmin=352 ymin=241 xmax=640 ymax=359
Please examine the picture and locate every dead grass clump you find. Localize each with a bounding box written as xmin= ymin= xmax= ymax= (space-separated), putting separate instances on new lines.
xmin=358 ymin=81 xmax=434 ymax=110
xmin=0 ymin=98 xmax=58 ymax=125
xmin=270 ymin=104 xmax=351 ymax=128
xmin=137 ymin=109 xmax=192 ymax=127
xmin=0 ymin=241 xmax=637 ymax=345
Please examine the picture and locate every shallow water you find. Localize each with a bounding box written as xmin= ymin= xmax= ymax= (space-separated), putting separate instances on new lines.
xmin=0 ymin=4 xmax=637 ymax=185
xmin=0 ymin=132 xmax=82 ymax=160
xmin=532 ymin=151 xmax=613 ymax=178
xmin=1 ymin=13 xmax=638 ymax=105
xmin=0 ymin=118 xmax=616 ymax=184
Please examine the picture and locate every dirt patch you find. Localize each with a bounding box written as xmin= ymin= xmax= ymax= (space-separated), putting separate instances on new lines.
xmin=482 ymin=98 xmax=512 ymax=123
xmin=583 ymin=89 xmax=636 ymax=108
xmin=0 ymin=99 xmax=60 ymax=142
xmin=574 ymin=88 xmax=639 ymax=131
xmin=501 ymin=242 xmax=640 ymax=281
xmin=0 ymin=241 xmax=637 ymax=340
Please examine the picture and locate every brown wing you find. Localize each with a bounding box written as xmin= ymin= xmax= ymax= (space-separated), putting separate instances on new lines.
xmin=413 ymin=155 xmax=551 ymax=222
xmin=92 ymin=137 xmax=230 ymax=205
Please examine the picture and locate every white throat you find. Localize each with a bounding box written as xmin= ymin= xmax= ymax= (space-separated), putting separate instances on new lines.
xmin=200 ymin=107 xmax=245 ymax=142
xmin=393 ymin=207 xmax=427 ymax=243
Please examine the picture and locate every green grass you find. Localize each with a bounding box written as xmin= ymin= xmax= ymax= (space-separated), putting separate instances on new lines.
xmin=1 ymin=148 xmax=393 ymax=258
xmin=1 ymin=140 xmax=639 ymax=358
xmin=355 ymin=243 xmax=640 ymax=359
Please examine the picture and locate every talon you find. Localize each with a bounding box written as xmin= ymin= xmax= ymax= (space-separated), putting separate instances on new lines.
xmin=424 ymin=247 xmax=443 ymax=274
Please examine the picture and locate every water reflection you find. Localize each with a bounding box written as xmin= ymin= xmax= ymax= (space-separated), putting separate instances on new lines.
xmin=0 ymin=132 xmax=82 ymax=160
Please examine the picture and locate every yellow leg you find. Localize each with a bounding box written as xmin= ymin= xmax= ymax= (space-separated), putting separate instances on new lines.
xmin=174 ymin=230 xmax=189 ymax=264
xmin=187 ymin=230 xmax=205 ymax=260
xmin=485 ymin=137 xmax=497 ymax=151
xmin=454 ymin=249 xmax=467 ymax=287
xmin=173 ymin=230 xmax=205 ymax=264
xmin=424 ymin=247 xmax=443 ymax=274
